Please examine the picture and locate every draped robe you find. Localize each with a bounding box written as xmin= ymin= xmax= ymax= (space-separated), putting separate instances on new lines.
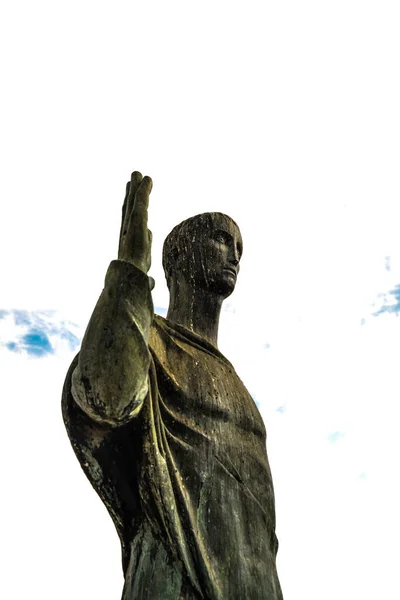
xmin=62 ymin=261 xmax=283 ymax=599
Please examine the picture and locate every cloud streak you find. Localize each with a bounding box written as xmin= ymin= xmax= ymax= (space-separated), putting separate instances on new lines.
xmin=0 ymin=310 xmax=81 ymax=357
xmin=373 ymin=284 xmax=400 ymax=316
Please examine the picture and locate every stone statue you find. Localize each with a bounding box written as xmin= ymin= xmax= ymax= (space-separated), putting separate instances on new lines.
xmin=62 ymin=172 xmax=283 ymax=599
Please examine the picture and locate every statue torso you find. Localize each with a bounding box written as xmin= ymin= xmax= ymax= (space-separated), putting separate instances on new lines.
xmin=122 ymin=316 xmax=282 ymax=600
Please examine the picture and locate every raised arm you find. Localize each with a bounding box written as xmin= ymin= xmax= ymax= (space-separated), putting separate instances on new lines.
xmin=71 ymin=172 xmax=154 ymax=427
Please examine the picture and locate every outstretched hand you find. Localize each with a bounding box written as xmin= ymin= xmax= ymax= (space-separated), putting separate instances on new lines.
xmin=118 ymin=172 xmax=153 ymax=277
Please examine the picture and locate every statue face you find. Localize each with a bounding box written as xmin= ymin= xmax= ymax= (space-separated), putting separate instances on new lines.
xmin=192 ymin=214 xmax=243 ymax=298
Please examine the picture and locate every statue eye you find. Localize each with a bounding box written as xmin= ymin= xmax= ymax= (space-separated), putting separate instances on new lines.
xmin=215 ymin=232 xmax=228 ymax=244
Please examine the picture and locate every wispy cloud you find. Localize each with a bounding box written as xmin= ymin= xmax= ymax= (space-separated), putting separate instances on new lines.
xmin=328 ymin=431 xmax=345 ymax=444
xmin=373 ymin=284 xmax=400 ymax=316
xmin=0 ymin=310 xmax=81 ymax=357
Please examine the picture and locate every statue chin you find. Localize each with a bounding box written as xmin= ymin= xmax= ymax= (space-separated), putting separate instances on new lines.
xmin=212 ymin=274 xmax=237 ymax=298
xmin=220 ymin=284 xmax=235 ymax=299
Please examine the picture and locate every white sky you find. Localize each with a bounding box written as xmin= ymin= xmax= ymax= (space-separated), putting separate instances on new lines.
xmin=1 ymin=1 xmax=400 ymax=598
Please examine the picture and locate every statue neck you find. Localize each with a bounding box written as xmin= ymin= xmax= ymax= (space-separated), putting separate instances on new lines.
xmin=166 ymin=279 xmax=223 ymax=348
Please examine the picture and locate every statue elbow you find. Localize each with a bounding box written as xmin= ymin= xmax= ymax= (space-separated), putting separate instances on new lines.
xmin=71 ymin=367 xmax=147 ymax=427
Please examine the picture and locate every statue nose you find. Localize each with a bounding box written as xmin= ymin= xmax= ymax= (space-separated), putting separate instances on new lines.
xmin=228 ymin=243 xmax=240 ymax=266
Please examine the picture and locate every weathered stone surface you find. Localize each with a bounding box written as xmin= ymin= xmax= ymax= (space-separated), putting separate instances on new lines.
xmin=62 ymin=172 xmax=283 ymax=599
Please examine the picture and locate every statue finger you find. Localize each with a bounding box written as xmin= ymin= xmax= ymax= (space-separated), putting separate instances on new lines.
xmin=126 ymin=171 xmax=143 ymax=221
xmin=132 ymin=175 xmax=152 ymax=220
xmin=119 ymin=181 xmax=131 ymax=239
xmin=129 ymin=216 xmax=148 ymax=255
xmin=120 ymin=172 xmax=143 ymax=241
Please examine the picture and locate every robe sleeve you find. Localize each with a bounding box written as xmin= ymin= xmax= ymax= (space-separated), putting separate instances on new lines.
xmin=71 ymin=259 xmax=154 ymax=427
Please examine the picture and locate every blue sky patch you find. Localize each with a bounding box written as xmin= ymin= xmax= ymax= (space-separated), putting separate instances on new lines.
xmin=276 ymin=405 xmax=286 ymax=414
xmin=155 ymin=306 xmax=168 ymax=317
xmin=22 ymin=329 xmax=53 ymax=357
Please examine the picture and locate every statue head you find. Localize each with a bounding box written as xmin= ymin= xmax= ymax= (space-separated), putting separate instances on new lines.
xmin=162 ymin=213 xmax=243 ymax=299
